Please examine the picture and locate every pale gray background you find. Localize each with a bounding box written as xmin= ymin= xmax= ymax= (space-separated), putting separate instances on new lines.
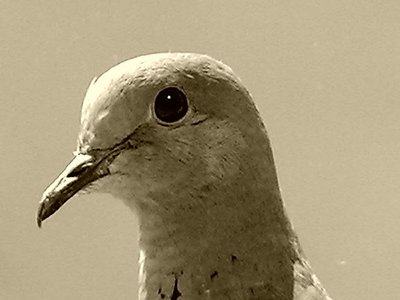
xmin=1 ymin=1 xmax=399 ymax=299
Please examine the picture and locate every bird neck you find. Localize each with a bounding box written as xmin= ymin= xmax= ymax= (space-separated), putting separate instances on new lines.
xmin=135 ymin=173 xmax=300 ymax=299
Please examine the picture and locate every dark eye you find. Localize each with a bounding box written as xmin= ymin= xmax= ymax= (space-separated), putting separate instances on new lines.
xmin=154 ymin=87 xmax=188 ymax=123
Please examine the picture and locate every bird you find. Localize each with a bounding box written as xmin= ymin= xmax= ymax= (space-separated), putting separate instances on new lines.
xmin=37 ymin=53 xmax=332 ymax=300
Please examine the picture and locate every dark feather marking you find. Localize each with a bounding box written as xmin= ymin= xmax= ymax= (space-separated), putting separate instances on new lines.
xmin=170 ymin=276 xmax=182 ymax=300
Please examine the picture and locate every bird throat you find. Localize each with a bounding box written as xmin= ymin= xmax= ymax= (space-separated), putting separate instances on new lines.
xmin=135 ymin=179 xmax=299 ymax=300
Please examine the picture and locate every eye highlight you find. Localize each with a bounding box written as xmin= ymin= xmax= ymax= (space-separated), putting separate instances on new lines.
xmin=154 ymin=87 xmax=189 ymax=124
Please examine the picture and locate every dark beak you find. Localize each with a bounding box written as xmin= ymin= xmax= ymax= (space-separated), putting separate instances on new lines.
xmin=37 ymin=153 xmax=109 ymax=227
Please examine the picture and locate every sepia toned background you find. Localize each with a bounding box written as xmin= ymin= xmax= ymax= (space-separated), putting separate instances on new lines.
xmin=1 ymin=1 xmax=399 ymax=299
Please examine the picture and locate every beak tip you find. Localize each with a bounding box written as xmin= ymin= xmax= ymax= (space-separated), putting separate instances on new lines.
xmin=37 ymin=216 xmax=43 ymax=228
xmin=37 ymin=199 xmax=46 ymax=228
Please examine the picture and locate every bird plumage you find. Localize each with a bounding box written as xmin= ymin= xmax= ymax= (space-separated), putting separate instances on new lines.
xmin=38 ymin=53 xmax=332 ymax=300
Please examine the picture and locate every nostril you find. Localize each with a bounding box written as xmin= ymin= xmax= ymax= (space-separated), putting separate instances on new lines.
xmin=67 ymin=164 xmax=92 ymax=177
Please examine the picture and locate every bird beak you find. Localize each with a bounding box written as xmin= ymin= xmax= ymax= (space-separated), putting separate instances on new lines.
xmin=37 ymin=153 xmax=110 ymax=227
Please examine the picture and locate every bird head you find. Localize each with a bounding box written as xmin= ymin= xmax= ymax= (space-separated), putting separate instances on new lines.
xmin=37 ymin=53 xmax=277 ymax=227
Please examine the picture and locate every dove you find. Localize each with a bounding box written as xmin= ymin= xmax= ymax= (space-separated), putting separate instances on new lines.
xmin=38 ymin=53 xmax=332 ymax=300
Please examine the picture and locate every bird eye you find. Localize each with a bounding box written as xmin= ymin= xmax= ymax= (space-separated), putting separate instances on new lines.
xmin=154 ymin=87 xmax=188 ymax=123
